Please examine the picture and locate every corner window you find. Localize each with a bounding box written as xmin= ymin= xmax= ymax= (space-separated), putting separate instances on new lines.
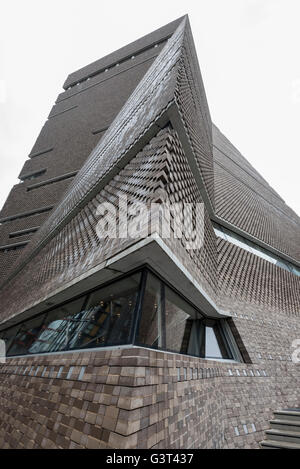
xmin=137 ymin=271 xmax=241 ymax=361
xmin=0 ymin=268 xmax=242 ymax=362
xmin=186 ymin=319 xmax=233 ymax=360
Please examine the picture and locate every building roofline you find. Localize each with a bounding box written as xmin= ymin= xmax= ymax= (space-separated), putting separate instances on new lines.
xmin=63 ymin=16 xmax=187 ymax=89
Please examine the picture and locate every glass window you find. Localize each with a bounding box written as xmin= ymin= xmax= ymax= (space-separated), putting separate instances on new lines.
xmin=137 ymin=273 xmax=164 ymax=348
xmin=31 ymin=273 xmax=140 ymax=354
xmin=28 ymin=297 xmax=87 ymax=354
xmin=250 ymin=245 xmax=276 ymax=264
xmin=187 ymin=319 xmax=233 ymax=359
xmin=276 ymin=259 xmax=290 ymax=271
xmin=8 ymin=314 xmax=47 ymax=356
xmin=137 ymin=272 xmax=237 ymax=360
xmin=67 ymin=272 xmax=141 ymax=350
xmin=0 ymin=325 xmax=20 ymax=354
xmin=289 ymin=264 xmax=300 ymax=277
xmin=214 ymin=227 xmax=227 ymax=241
xmin=6 ymin=272 xmax=141 ymax=356
xmin=2 ymin=268 xmax=241 ymax=361
xmin=187 ymin=320 xmax=205 ymax=356
xmin=165 ymin=286 xmax=201 ymax=354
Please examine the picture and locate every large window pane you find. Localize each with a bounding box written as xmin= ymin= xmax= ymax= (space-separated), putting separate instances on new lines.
xmin=214 ymin=227 xmax=227 ymax=241
xmin=187 ymin=320 xmax=205 ymax=357
xmin=202 ymin=319 xmax=233 ymax=359
xmin=2 ymin=268 xmax=241 ymax=361
xmin=4 ymin=273 xmax=140 ymax=356
xmin=67 ymin=272 xmax=141 ymax=349
xmin=165 ymin=286 xmax=201 ymax=353
xmin=137 ymin=273 xmax=164 ymax=348
xmin=1 ymin=325 xmax=21 ymax=355
xmin=8 ymin=314 xmax=47 ymax=356
xmin=138 ymin=274 xmax=203 ymax=354
xmin=28 ymin=297 xmax=87 ymax=354
xmin=137 ymin=272 xmax=236 ymax=360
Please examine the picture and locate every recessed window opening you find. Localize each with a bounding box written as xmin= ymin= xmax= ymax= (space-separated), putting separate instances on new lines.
xmin=0 ymin=206 xmax=53 ymax=224
xmin=65 ymin=38 xmax=168 ymax=90
xmin=20 ymin=169 xmax=47 ymax=182
xmin=9 ymin=227 xmax=39 ymax=239
xmin=26 ymin=172 xmax=77 ymax=191
xmin=214 ymin=223 xmax=300 ymax=277
xmin=0 ymin=242 xmax=28 ymax=252
xmin=0 ymin=268 xmax=243 ymax=362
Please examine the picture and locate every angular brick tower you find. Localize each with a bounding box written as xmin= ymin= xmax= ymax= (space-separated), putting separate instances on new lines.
xmin=0 ymin=16 xmax=299 ymax=449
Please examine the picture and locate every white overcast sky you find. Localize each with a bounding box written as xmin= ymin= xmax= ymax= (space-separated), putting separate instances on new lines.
xmin=0 ymin=0 xmax=299 ymax=215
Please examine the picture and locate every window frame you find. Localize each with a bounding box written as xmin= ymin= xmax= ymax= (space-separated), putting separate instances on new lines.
xmin=0 ymin=265 xmax=243 ymax=362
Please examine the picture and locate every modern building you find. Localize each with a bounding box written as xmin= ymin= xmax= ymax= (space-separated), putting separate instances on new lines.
xmin=0 ymin=16 xmax=299 ymax=449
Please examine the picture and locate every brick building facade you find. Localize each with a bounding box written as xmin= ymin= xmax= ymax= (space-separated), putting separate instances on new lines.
xmin=0 ymin=16 xmax=299 ymax=449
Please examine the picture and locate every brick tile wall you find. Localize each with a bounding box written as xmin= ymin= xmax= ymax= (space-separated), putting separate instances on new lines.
xmin=0 ymin=345 xmax=298 ymax=449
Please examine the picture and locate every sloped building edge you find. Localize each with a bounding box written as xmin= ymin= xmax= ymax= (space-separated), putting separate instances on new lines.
xmin=0 ymin=15 xmax=214 ymax=291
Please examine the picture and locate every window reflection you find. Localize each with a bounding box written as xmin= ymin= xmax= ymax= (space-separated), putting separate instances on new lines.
xmin=0 ymin=326 xmax=20 ymax=353
xmin=138 ymin=273 xmax=164 ymax=348
xmin=29 ymin=297 xmax=87 ymax=354
xmin=138 ymin=273 xmax=236 ymax=360
xmin=9 ymin=315 xmax=46 ymax=356
xmin=5 ymin=272 xmax=141 ymax=356
xmin=67 ymin=273 xmax=141 ymax=349
xmin=165 ymin=286 xmax=200 ymax=354
xmin=0 ymin=268 xmax=241 ymax=362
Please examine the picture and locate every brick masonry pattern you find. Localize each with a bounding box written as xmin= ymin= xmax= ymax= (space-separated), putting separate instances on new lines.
xmin=0 ymin=343 xmax=299 ymax=449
